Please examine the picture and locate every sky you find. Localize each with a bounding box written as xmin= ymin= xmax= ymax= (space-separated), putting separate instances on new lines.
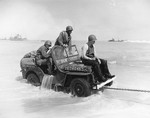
xmin=0 ymin=0 xmax=150 ymax=41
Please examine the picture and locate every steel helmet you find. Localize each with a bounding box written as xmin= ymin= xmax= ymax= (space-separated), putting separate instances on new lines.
xmin=66 ymin=26 xmax=73 ymax=31
xmin=88 ymin=35 xmax=97 ymax=42
xmin=44 ymin=40 xmax=52 ymax=46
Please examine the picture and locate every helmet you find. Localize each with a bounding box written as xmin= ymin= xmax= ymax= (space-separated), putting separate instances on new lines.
xmin=88 ymin=35 xmax=97 ymax=42
xmin=66 ymin=26 xmax=73 ymax=31
xmin=44 ymin=40 xmax=52 ymax=46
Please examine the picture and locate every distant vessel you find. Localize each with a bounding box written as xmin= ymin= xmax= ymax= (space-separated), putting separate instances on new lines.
xmin=108 ymin=38 xmax=124 ymax=42
xmin=0 ymin=34 xmax=27 ymax=41
xmin=9 ymin=34 xmax=27 ymax=41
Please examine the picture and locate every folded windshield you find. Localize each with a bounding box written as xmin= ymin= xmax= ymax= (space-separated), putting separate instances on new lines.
xmin=52 ymin=45 xmax=80 ymax=65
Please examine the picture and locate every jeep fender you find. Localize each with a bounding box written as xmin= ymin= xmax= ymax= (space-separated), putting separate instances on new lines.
xmin=25 ymin=67 xmax=45 ymax=83
xmin=63 ymin=73 xmax=93 ymax=87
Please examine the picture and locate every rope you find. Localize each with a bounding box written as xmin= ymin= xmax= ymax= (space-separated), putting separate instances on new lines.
xmin=103 ymin=86 xmax=150 ymax=93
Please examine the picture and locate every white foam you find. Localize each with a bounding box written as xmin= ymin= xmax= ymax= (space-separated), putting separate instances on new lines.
xmin=41 ymin=75 xmax=54 ymax=90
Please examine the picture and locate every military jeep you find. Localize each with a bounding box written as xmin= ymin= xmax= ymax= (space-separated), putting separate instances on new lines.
xmin=20 ymin=45 xmax=113 ymax=97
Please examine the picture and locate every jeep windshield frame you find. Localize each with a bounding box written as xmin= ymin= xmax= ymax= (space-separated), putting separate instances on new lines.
xmin=51 ymin=45 xmax=80 ymax=67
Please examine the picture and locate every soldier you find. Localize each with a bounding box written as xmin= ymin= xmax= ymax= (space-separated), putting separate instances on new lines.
xmin=55 ymin=26 xmax=73 ymax=47
xmin=35 ymin=40 xmax=52 ymax=74
xmin=81 ymin=35 xmax=115 ymax=83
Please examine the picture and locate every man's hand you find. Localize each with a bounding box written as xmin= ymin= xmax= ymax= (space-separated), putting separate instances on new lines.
xmin=63 ymin=44 xmax=68 ymax=48
xmin=91 ymin=57 xmax=101 ymax=64
xmin=47 ymin=48 xmax=51 ymax=54
xmin=97 ymin=58 xmax=101 ymax=64
xmin=90 ymin=57 xmax=96 ymax=60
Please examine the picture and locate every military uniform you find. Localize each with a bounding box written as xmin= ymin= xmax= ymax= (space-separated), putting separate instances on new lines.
xmin=35 ymin=45 xmax=51 ymax=66
xmin=81 ymin=35 xmax=115 ymax=83
xmin=81 ymin=43 xmax=105 ymax=82
xmin=55 ymin=31 xmax=72 ymax=47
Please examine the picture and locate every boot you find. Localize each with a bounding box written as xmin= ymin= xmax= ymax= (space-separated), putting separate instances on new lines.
xmin=103 ymin=61 xmax=115 ymax=78
xmin=101 ymin=76 xmax=107 ymax=82
xmin=47 ymin=68 xmax=52 ymax=75
xmin=97 ymin=76 xmax=107 ymax=83
xmin=105 ymin=73 xmax=115 ymax=78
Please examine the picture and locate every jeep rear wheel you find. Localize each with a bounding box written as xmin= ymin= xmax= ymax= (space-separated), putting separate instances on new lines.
xmin=70 ymin=78 xmax=91 ymax=97
xmin=27 ymin=73 xmax=41 ymax=86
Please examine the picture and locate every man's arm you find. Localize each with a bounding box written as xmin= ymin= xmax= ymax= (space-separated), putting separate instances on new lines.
xmin=57 ymin=32 xmax=65 ymax=46
xmin=81 ymin=44 xmax=92 ymax=60
xmin=68 ymin=38 xmax=72 ymax=47
xmin=62 ymin=32 xmax=70 ymax=47
xmin=41 ymin=47 xmax=51 ymax=58
xmin=93 ymin=45 xmax=101 ymax=63
xmin=93 ymin=45 xmax=98 ymax=58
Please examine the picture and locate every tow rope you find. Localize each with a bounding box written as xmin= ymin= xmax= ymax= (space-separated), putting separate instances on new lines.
xmin=103 ymin=86 xmax=150 ymax=93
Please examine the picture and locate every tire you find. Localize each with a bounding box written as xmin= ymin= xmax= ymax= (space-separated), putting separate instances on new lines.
xmin=27 ymin=73 xmax=41 ymax=86
xmin=70 ymin=78 xmax=91 ymax=97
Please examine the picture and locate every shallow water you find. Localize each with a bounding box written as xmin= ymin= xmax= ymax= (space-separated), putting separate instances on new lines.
xmin=0 ymin=40 xmax=150 ymax=118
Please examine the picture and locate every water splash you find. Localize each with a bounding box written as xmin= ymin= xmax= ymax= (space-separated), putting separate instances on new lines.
xmin=41 ymin=75 xmax=54 ymax=90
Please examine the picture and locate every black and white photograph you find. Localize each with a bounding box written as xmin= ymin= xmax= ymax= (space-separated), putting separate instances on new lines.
xmin=0 ymin=0 xmax=150 ymax=118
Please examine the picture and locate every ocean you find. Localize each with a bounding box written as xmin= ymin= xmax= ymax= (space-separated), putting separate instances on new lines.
xmin=0 ymin=40 xmax=150 ymax=118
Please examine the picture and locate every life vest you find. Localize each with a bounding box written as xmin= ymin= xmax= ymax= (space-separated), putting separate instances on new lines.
xmin=86 ymin=44 xmax=95 ymax=58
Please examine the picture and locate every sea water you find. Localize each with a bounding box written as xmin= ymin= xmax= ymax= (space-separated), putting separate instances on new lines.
xmin=0 ymin=40 xmax=150 ymax=118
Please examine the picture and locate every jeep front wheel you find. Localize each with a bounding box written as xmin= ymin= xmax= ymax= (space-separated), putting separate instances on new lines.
xmin=27 ymin=73 xmax=41 ymax=86
xmin=70 ymin=78 xmax=91 ymax=97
